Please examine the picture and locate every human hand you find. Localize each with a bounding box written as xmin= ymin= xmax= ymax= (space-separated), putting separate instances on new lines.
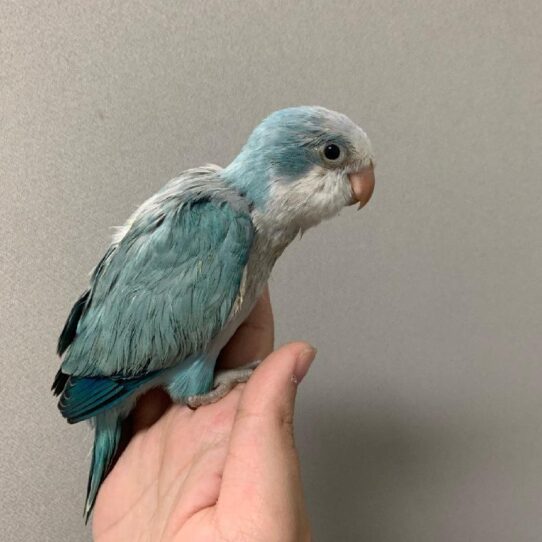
xmin=92 ymin=288 xmax=315 ymax=541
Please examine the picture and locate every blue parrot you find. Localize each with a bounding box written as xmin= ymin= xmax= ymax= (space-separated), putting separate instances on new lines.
xmin=53 ymin=106 xmax=375 ymax=520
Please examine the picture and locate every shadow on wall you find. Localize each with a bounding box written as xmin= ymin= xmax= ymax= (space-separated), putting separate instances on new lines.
xmin=297 ymin=397 xmax=482 ymax=541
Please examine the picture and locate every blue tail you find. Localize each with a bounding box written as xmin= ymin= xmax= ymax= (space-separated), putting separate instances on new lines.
xmin=52 ymin=355 xmax=216 ymax=522
xmin=84 ymin=413 xmax=122 ymax=523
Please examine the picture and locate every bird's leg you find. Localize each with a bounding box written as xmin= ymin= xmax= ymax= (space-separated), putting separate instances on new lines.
xmin=185 ymin=360 xmax=261 ymax=409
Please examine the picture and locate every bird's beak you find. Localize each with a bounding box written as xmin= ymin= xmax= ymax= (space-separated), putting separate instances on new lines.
xmin=348 ymin=164 xmax=375 ymax=209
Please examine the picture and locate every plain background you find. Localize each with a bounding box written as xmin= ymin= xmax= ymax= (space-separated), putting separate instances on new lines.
xmin=1 ymin=1 xmax=541 ymax=540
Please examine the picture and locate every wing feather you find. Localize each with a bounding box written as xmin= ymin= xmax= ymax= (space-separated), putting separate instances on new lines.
xmin=58 ymin=171 xmax=253 ymax=378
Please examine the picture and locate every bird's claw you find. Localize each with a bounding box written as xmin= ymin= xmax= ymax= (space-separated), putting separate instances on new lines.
xmin=185 ymin=359 xmax=262 ymax=409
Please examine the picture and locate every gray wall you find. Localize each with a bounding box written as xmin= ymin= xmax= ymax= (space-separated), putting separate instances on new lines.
xmin=2 ymin=1 xmax=541 ymax=540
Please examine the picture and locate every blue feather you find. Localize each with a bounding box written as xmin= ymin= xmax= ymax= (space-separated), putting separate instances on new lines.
xmin=59 ymin=180 xmax=253 ymax=378
xmin=57 ymin=289 xmax=90 ymax=356
xmin=166 ymin=353 xmax=216 ymax=400
xmin=222 ymin=106 xmax=354 ymax=206
xmin=58 ymin=372 xmax=158 ymax=423
xmin=84 ymin=413 xmax=122 ymax=523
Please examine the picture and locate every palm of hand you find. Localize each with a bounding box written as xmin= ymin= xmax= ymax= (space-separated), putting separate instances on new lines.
xmin=93 ymin=386 xmax=284 ymax=541
xmin=92 ymin=290 xmax=313 ymax=542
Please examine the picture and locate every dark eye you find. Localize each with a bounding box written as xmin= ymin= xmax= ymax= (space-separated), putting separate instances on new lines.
xmin=323 ymin=143 xmax=341 ymax=161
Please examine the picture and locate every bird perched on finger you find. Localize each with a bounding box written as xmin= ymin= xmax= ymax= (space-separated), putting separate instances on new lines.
xmin=53 ymin=105 xmax=376 ymax=521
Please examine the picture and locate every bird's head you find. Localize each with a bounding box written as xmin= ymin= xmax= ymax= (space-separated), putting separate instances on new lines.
xmin=222 ymin=106 xmax=375 ymax=233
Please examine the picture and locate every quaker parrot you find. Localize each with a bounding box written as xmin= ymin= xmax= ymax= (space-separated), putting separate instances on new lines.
xmin=53 ymin=106 xmax=376 ymax=520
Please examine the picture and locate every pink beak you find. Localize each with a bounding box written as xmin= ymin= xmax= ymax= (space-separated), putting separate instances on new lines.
xmin=348 ymin=165 xmax=375 ymax=209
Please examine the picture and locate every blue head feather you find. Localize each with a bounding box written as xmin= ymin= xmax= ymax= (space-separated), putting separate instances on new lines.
xmin=222 ymin=106 xmax=364 ymax=208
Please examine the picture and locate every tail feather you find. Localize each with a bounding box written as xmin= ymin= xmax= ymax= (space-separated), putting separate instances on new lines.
xmin=84 ymin=413 xmax=122 ymax=523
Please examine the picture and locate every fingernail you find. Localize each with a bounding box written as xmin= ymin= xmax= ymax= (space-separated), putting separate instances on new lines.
xmin=294 ymin=346 xmax=317 ymax=384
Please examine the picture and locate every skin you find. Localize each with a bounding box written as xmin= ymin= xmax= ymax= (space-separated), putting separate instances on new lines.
xmin=92 ymin=287 xmax=315 ymax=542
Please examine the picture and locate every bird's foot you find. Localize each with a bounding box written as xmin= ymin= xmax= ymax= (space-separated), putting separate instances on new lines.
xmin=185 ymin=360 xmax=261 ymax=409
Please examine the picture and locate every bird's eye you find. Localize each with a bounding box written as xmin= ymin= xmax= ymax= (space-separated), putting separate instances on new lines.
xmin=323 ymin=143 xmax=341 ymax=161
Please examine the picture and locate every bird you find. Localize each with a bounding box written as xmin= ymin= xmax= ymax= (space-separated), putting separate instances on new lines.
xmin=53 ymin=105 xmax=376 ymax=521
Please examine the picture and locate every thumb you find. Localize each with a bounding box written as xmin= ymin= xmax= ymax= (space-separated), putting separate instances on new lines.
xmin=218 ymin=342 xmax=316 ymax=515
xmin=236 ymin=341 xmax=316 ymax=427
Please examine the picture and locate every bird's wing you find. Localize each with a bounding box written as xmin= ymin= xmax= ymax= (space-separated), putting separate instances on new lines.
xmin=58 ymin=185 xmax=254 ymax=379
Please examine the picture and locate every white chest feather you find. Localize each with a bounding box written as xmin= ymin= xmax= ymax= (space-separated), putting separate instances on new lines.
xmin=210 ymin=165 xmax=352 ymax=357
